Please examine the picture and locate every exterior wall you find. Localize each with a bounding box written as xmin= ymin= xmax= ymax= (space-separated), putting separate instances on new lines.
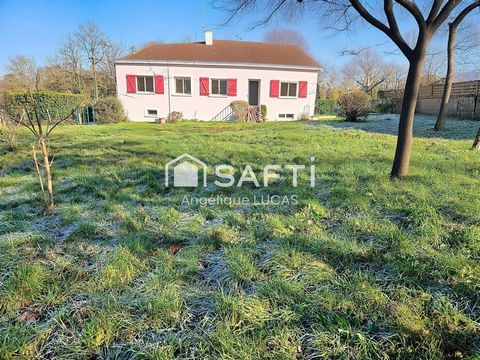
xmin=115 ymin=63 xmax=318 ymax=121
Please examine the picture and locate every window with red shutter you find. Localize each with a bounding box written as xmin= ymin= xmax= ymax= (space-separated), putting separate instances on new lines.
xmin=227 ymin=79 xmax=237 ymax=96
xmin=126 ymin=75 xmax=136 ymax=93
xmin=200 ymin=77 xmax=209 ymax=96
xmin=270 ymin=80 xmax=279 ymax=97
xmin=299 ymin=81 xmax=308 ymax=98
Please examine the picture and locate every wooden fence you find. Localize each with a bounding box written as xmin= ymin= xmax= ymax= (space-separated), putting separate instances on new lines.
xmin=378 ymin=80 xmax=480 ymax=119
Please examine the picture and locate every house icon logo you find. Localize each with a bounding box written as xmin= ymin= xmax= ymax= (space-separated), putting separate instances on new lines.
xmin=165 ymin=154 xmax=207 ymax=187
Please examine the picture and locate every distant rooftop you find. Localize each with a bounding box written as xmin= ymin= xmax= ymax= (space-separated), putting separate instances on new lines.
xmin=118 ymin=39 xmax=319 ymax=68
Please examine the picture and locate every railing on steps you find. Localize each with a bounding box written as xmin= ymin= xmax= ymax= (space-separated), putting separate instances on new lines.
xmin=211 ymin=104 xmax=233 ymax=122
xmin=247 ymin=106 xmax=261 ymax=122
xmin=210 ymin=104 xmax=261 ymax=122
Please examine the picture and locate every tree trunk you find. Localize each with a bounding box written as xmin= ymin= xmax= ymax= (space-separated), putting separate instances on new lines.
xmin=39 ymin=137 xmax=54 ymax=210
xmin=473 ymin=127 xmax=480 ymax=150
xmin=93 ymin=59 xmax=98 ymax=102
xmin=390 ymin=47 xmax=428 ymax=178
xmin=32 ymin=144 xmax=48 ymax=207
xmin=434 ymin=24 xmax=457 ymax=131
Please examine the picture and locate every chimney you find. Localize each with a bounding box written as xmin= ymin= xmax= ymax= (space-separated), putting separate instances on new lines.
xmin=205 ymin=31 xmax=213 ymax=45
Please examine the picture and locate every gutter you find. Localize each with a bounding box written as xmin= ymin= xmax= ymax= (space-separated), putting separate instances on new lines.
xmin=114 ymin=59 xmax=321 ymax=72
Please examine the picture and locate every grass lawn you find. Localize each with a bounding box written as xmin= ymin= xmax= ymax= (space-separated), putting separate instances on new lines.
xmin=0 ymin=116 xmax=479 ymax=359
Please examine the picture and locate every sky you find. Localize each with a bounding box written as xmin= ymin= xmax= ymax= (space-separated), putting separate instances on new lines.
xmin=0 ymin=0 xmax=415 ymax=75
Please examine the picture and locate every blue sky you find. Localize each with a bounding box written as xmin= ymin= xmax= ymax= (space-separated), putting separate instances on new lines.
xmin=0 ymin=0 xmax=409 ymax=74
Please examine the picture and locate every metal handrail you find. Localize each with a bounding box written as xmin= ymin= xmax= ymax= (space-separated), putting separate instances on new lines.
xmin=211 ymin=104 xmax=233 ymax=122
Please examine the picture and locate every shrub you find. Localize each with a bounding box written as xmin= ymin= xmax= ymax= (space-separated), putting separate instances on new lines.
xmin=337 ymin=90 xmax=371 ymax=122
xmin=375 ymin=97 xmax=401 ymax=113
xmin=260 ymin=104 xmax=267 ymax=122
xmin=315 ymin=99 xmax=337 ymax=115
xmin=95 ymin=97 xmax=128 ymax=124
xmin=5 ymin=91 xmax=84 ymax=121
xmin=0 ymin=121 xmax=19 ymax=152
xmin=230 ymin=100 xmax=248 ymax=122
xmin=167 ymin=111 xmax=183 ymax=123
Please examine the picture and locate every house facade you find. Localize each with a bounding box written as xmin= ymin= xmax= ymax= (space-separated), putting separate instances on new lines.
xmin=115 ymin=33 xmax=319 ymax=122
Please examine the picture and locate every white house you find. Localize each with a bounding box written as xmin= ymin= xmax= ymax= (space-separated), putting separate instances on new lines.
xmin=115 ymin=32 xmax=319 ymax=122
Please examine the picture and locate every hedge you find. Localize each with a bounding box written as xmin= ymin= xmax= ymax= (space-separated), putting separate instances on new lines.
xmin=5 ymin=91 xmax=85 ymax=121
xmin=315 ymin=99 xmax=338 ymax=115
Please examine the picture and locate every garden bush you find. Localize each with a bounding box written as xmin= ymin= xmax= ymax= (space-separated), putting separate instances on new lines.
xmin=260 ymin=104 xmax=267 ymax=122
xmin=337 ymin=90 xmax=371 ymax=122
xmin=230 ymin=100 xmax=248 ymax=122
xmin=167 ymin=111 xmax=183 ymax=123
xmin=5 ymin=91 xmax=84 ymax=121
xmin=95 ymin=97 xmax=128 ymax=124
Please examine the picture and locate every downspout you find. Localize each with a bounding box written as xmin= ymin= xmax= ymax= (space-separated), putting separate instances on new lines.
xmin=167 ymin=65 xmax=171 ymax=117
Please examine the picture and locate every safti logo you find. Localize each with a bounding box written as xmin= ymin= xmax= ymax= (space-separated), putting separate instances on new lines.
xmin=165 ymin=154 xmax=316 ymax=188
xmin=165 ymin=154 xmax=207 ymax=187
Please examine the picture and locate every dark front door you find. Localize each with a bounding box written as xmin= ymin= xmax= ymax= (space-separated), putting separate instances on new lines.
xmin=248 ymin=80 xmax=259 ymax=106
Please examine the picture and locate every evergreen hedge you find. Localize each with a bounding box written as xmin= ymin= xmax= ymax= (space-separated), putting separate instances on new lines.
xmin=315 ymin=99 xmax=338 ymax=115
xmin=5 ymin=91 xmax=84 ymax=121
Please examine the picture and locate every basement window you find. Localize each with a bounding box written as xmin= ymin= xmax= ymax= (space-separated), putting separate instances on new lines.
xmin=278 ymin=113 xmax=295 ymax=120
xmin=137 ymin=76 xmax=154 ymax=93
xmin=146 ymin=109 xmax=158 ymax=117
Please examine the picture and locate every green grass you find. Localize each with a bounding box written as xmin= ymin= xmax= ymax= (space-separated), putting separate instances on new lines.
xmin=0 ymin=118 xmax=479 ymax=359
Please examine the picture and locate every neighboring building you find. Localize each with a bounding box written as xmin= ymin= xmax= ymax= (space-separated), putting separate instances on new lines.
xmin=115 ymin=32 xmax=319 ymax=122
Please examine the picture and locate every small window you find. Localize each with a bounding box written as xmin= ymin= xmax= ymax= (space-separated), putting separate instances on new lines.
xmin=280 ymin=82 xmax=297 ymax=97
xmin=146 ymin=109 xmax=158 ymax=117
xmin=211 ymin=79 xmax=228 ymax=96
xmin=278 ymin=113 xmax=294 ymax=120
xmin=137 ymin=76 xmax=154 ymax=92
xmin=175 ymin=77 xmax=191 ymax=95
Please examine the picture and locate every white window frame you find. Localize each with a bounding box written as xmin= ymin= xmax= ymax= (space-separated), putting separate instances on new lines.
xmin=277 ymin=113 xmax=295 ymax=121
xmin=210 ymin=78 xmax=228 ymax=97
xmin=145 ymin=109 xmax=159 ymax=118
xmin=174 ymin=76 xmax=192 ymax=96
xmin=137 ymin=75 xmax=154 ymax=94
xmin=279 ymin=81 xmax=298 ymax=99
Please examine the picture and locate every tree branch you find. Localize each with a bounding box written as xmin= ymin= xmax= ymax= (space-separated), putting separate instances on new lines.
xmin=395 ymin=0 xmax=427 ymax=34
xmin=350 ymin=0 xmax=413 ymax=59
xmin=432 ymin=0 xmax=462 ymax=31
xmin=451 ymin=0 xmax=480 ymax=28
xmin=384 ymin=0 xmax=413 ymax=57
xmin=426 ymin=0 xmax=444 ymax=25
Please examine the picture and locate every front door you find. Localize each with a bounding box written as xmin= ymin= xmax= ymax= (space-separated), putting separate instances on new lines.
xmin=248 ymin=80 xmax=260 ymax=106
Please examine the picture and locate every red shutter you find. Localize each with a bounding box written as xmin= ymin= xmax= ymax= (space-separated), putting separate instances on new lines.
xmin=270 ymin=80 xmax=279 ymax=97
xmin=299 ymin=81 xmax=308 ymax=98
xmin=200 ymin=77 xmax=209 ymax=96
xmin=227 ymin=79 xmax=237 ymax=96
xmin=155 ymin=75 xmax=164 ymax=94
xmin=126 ymin=75 xmax=136 ymax=93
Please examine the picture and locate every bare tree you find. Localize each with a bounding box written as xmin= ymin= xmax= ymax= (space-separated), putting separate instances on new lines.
xmin=55 ymin=34 xmax=85 ymax=94
xmin=223 ymin=0 xmax=479 ymax=178
xmin=100 ymin=40 xmax=126 ymax=96
xmin=382 ymin=62 xmax=407 ymax=90
xmin=5 ymin=55 xmax=41 ymax=91
xmin=75 ymin=22 xmax=108 ymax=101
xmin=263 ymin=28 xmax=310 ymax=52
xmin=434 ymin=1 xmax=480 ymax=131
xmin=342 ymin=49 xmax=386 ymax=96
xmin=5 ymin=58 xmax=80 ymax=213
